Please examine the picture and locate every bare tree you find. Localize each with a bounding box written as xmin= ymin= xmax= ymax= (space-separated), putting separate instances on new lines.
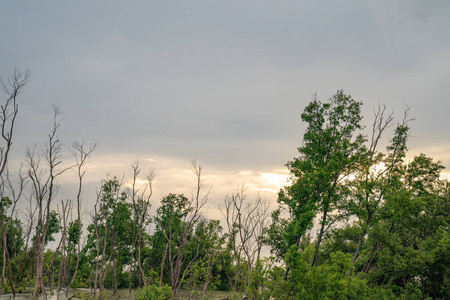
xmin=65 ymin=141 xmax=95 ymax=296
xmin=27 ymin=107 xmax=70 ymax=298
xmin=55 ymin=199 xmax=71 ymax=300
xmin=0 ymin=68 xmax=30 ymax=176
xmin=222 ymin=186 xmax=270 ymax=292
xmin=0 ymin=69 xmax=30 ymax=295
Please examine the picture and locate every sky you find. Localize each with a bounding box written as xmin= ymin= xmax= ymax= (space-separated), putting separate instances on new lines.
xmin=2 ymin=0 xmax=450 ymax=224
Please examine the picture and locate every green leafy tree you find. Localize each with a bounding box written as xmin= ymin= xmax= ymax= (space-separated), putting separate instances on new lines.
xmin=85 ymin=177 xmax=134 ymax=294
xmin=279 ymin=91 xmax=365 ymax=268
xmin=363 ymin=154 xmax=449 ymax=298
xmin=185 ymin=218 xmax=224 ymax=295
xmin=344 ymin=108 xmax=410 ymax=274
xmin=151 ymin=193 xmax=190 ymax=286
xmin=151 ymin=162 xmax=209 ymax=296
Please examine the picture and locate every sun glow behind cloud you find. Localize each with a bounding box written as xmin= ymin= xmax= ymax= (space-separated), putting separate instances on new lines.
xmin=53 ymin=151 xmax=290 ymax=224
xmin=252 ymin=172 xmax=290 ymax=193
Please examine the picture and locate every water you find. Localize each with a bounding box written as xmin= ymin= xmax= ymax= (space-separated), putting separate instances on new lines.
xmin=0 ymin=289 xmax=136 ymax=300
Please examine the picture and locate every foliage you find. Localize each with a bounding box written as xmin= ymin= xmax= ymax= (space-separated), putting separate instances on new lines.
xmin=271 ymin=245 xmax=368 ymax=299
xmin=1 ymin=88 xmax=449 ymax=300
xmin=135 ymin=283 xmax=172 ymax=300
xmin=278 ymin=91 xmax=365 ymax=268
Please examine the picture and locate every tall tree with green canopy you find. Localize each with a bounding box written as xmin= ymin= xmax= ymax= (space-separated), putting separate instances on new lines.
xmin=280 ymin=91 xmax=365 ymax=267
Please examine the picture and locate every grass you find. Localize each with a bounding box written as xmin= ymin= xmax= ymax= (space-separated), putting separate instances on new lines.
xmin=0 ymin=289 xmax=243 ymax=300
xmin=175 ymin=290 xmax=242 ymax=300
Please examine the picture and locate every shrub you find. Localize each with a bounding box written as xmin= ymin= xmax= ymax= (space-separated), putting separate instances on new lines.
xmin=135 ymin=283 xmax=172 ymax=300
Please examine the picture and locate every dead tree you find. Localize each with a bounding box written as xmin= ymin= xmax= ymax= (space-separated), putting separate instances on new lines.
xmin=55 ymin=199 xmax=71 ymax=300
xmin=0 ymin=68 xmax=30 ymax=295
xmin=0 ymin=69 xmax=30 ymax=176
xmin=28 ymin=107 xmax=70 ymax=298
xmin=222 ymin=186 xmax=269 ymax=291
xmin=65 ymin=141 xmax=95 ymax=296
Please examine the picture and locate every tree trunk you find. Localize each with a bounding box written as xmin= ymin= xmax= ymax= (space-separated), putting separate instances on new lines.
xmin=113 ymin=256 xmax=118 ymax=294
xmin=160 ymin=244 xmax=168 ymax=286
xmin=203 ymin=256 xmax=214 ymax=295
xmin=138 ymin=238 xmax=146 ymax=287
xmin=350 ymin=231 xmax=365 ymax=276
xmin=312 ymin=206 xmax=328 ymax=267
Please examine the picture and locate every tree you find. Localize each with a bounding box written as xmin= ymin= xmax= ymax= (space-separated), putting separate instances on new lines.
xmin=85 ymin=177 xmax=133 ymax=295
xmin=221 ymin=186 xmax=269 ymax=292
xmin=53 ymin=199 xmax=70 ymax=300
xmin=281 ymin=91 xmax=365 ymax=268
xmin=362 ymin=154 xmax=449 ymax=298
xmin=185 ymin=217 xmax=224 ymax=295
xmin=65 ymin=141 xmax=95 ymax=296
xmin=0 ymin=68 xmax=30 ymax=295
xmin=345 ymin=106 xmax=410 ymax=274
xmin=153 ymin=161 xmax=209 ymax=296
xmin=27 ymin=107 xmax=70 ymax=298
xmin=128 ymin=161 xmax=153 ymax=292
xmin=152 ymin=193 xmax=190 ymax=285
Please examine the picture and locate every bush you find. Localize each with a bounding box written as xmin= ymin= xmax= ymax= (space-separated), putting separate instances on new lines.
xmin=135 ymin=283 xmax=172 ymax=300
xmin=279 ymin=245 xmax=369 ymax=299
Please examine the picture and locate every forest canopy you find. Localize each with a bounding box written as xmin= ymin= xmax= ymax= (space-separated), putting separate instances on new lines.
xmin=0 ymin=74 xmax=449 ymax=299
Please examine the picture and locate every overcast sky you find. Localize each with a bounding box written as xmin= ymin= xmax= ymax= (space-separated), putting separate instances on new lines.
xmin=2 ymin=1 xmax=450 ymax=219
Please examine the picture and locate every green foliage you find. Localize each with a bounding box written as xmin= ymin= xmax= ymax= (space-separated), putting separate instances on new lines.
xmin=280 ymin=245 xmax=369 ymax=299
xmin=246 ymin=258 xmax=272 ymax=300
xmin=81 ymin=177 xmax=137 ymax=290
xmin=267 ymin=92 xmax=450 ymax=299
xmin=135 ymin=283 xmax=172 ymax=300
xmin=148 ymin=193 xmax=191 ymax=284
xmin=2 ymin=90 xmax=450 ymax=300
xmin=277 ymin=90 xmax=366 ymax=267
xmin=68 ymin=219 xmax=81 ymax=246
xmin=4 ymin=217 xmax=23 ymax=256
xmin=0 ymin=196 xmax=13 ymax=211
xmin=45 ymin=210 xmax=60 ymax=243
xmin=183 ymin=263 xmax=206 ymax=291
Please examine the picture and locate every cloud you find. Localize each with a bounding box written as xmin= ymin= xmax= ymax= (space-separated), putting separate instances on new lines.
xmin=46 ymin=151 xmax=287 ymax=222
xmin=108 ymin=30 xmax=127 ymax=45
xmin=399 ymin=0 xmax=450 ymax=23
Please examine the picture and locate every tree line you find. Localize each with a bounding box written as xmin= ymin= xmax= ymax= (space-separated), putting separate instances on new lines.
xmin=0 ymin=70 xmax=449 ymax=299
